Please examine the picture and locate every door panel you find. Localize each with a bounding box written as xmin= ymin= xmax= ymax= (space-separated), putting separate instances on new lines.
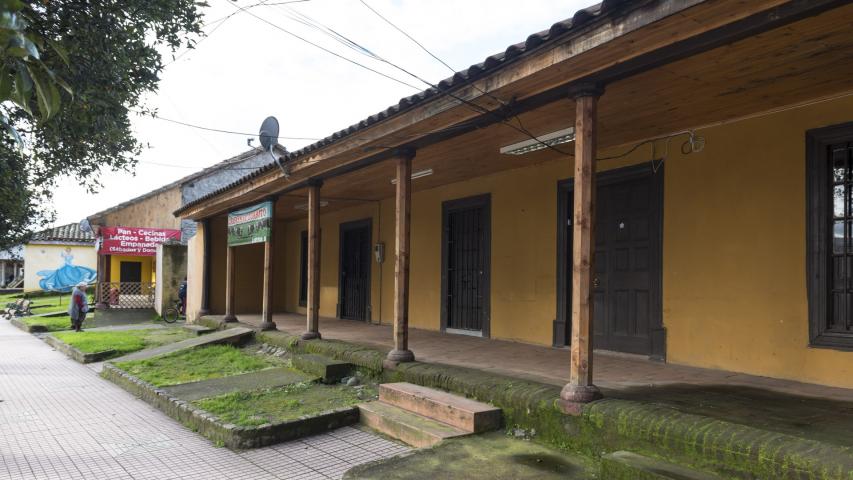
xmin=442 ymin=195 xmax=490 ymax=336
xmin=338 ymin=220 xmax=371 ymax=321
xmin=561 ymin=166 xmax=662 ymax=356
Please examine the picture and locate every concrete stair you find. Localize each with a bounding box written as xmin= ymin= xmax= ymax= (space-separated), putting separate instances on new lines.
xmin=358 ymin=382 xmax=501 ymax=448
xmin=379 ymin=382 xmax=502 ymax=433
xmin=600 ymin=451 xmax=722 ymax=480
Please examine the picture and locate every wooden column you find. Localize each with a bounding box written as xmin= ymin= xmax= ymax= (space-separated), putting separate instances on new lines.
xmin=386 ymin=149 xmax=416 ymax=364
xmin=301 ymin=179 xmax=322 ymax=340
xmin=199 ymin=219 xmax=211 ymax=316
xmin=95 ymin=253 xmax=108 ymax=309
xmin=223 ymin=244 xmax=238 ymax=322
xmin=560 ymin=83 xmax=604 ymax=413
xmin=259 ymin=200 xmax=276 ymax=331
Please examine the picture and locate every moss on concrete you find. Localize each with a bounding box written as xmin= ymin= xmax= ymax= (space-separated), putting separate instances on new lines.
xmin=257 ymin=331 xmax=386 ymax=375
xmin=343 ymin=431 xmax=596 ymax=480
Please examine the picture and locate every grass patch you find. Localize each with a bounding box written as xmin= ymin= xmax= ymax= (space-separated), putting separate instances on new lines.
xmin=53 ymin=328 xmax=194 ymax=357
xmin=21 ymin=314 xmax=82 ymax=332
xmin=1 ymin=292 xmax=75 ymax=310
xmin=195 ymin=382 xmax=375 ymax=427
xmin=115 ymin=345 xmax=280 ymax=387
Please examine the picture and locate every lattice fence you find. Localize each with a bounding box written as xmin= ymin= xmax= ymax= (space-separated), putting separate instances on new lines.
xmin=99 ymin=282 xmax=155 ymax=309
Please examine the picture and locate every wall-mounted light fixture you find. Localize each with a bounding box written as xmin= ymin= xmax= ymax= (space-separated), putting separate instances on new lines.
xmin=499 ymin=127 xmax=575 ymax=155
xmin=390 ymin=168 xmax=433 ymax=184
xmin=294 ymin=200 xmax=329 ymax=211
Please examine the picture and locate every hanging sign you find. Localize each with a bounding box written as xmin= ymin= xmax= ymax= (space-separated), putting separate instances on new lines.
xmin=228 ymin=201 xmax=273 ymax=246
xmin=99 ymin=226 xmax=181 ymax=256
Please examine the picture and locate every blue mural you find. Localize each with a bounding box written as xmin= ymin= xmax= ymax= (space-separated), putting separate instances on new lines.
xmin=37 ymin=248 xmax=97 ymax=293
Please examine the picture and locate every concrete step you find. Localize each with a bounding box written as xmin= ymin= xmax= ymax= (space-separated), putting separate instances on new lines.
xmin=379 ymin=382 xmax=501 ymax=433
xmin=111 ymin=326 xmax=254 ymax=362
xmin=292 ymin=353 xmax=353 ymax=384
xmin=183 ymin=324 xmax=215 ymax=335
xmin=358 ymin=401 xmax=470 ymax=448
xmin=600 ymin=451 xmax=722 ymax=480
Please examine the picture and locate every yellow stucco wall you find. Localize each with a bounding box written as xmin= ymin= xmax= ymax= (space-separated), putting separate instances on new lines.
xmin=109 ymin=255 xmax=155 ymax=283
xmin=199 ymin=94 xmax=853 ymax=389
xmin=23 ymin=244 xmax=97 ymax=292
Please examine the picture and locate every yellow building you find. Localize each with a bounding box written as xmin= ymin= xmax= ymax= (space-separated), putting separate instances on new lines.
xmin=177 ymin=0 xmax=853 ymax=394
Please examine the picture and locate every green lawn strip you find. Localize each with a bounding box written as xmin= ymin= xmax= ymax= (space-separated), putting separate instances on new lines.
xmin=194 ymin=382 xmax=375 ymax=427
xmin=115 ymin=345 xmax=280 ymax=387
xmin=21 ymin=314 xmax=81 ymax=332
xmin=2 ymin=293 xmax=70 ymax=309
xmin=53 ymin=328 xmax=194 ymax=357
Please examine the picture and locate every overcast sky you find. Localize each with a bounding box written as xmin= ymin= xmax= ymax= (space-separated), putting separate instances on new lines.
xmin=50 ymin=0 xmax=594 ymax=227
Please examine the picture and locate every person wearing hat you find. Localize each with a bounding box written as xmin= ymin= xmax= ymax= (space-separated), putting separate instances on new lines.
xmin=68 ymin=282 xmax=89 ymax=332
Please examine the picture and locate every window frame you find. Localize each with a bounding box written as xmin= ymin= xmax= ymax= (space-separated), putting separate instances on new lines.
xmin=806 ymin=121 xmax=853 ymax=350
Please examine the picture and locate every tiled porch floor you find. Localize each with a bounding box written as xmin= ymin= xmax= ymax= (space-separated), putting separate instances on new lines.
xmin=228 ymin=312 xmax=853 ymax=402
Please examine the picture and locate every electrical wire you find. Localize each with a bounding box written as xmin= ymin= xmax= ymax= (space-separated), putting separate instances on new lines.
xmin=226 ymin=1 xmax=424 ymax=91
xmin=139 ymin=112 xmax=321 ymax=141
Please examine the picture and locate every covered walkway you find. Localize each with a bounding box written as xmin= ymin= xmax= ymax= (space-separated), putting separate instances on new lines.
xmin=225 ymin=313 xmax=853 ymax=402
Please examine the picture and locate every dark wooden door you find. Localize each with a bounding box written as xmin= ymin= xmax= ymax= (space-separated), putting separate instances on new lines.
xmin=338 ymin=219 xmax=371 ymax=321
xmin=119 ymin=261 xmax=142 ymax=283
xmin=558 ymin=165 xmax=663 ymax=357
xmin=442 ymin=195 xmax=490 ymax=336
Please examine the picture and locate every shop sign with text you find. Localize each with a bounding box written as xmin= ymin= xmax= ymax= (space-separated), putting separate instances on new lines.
xmin=99 ymin=227 xmax=181 ymax=256
xmin=228 ymin=201 xmax=273 ymax=246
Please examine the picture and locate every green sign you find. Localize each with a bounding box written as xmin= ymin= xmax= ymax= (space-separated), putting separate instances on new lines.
xmin=228 ymin=201 xmax=273 ymax=246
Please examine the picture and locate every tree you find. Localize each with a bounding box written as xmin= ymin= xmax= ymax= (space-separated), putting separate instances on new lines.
xmin=0 ymin=0 xmax=205 ymax=252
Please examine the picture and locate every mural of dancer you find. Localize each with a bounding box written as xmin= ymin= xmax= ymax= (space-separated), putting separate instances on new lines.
xmin=37 ymin=248 xmax=97 ymax=292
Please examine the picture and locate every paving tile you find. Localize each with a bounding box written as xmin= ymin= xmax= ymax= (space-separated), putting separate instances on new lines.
xmin=0 ymin=319 xmax=408 ymax=479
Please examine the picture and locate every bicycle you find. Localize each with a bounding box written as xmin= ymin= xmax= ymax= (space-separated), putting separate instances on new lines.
xmin=163 ymin=299 xmax=185 ymax=324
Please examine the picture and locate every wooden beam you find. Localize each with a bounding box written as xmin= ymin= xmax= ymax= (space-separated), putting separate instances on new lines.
xmin=386 ymin=149 xmax=416 ymax=364
xmin=223 ymin=245 xmax=237 ymax=323
xmin=301 ymin=180 xmax=323 ymax=340
xmin=199 ymin=219 xmax=211 ymax=316
xmin=259 ymin=201 xmax=276 ymax=331
xmin=560 ymin=83 xmax=604 ymax=414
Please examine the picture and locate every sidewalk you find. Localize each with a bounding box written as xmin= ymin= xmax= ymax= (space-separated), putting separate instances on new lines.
xmin=0 ymin=319 xmax=406 ymax=480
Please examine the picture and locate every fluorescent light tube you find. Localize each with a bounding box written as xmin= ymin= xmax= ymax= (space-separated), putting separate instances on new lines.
xmin=294 ymin=200 xmax=329 ymax=211
xmin=499 ymin=127 xmax=575 ymax=155
xmin=390 ymin=168 xmax=433 ymax=184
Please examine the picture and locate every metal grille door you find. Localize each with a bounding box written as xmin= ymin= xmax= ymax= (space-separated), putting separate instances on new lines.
xmin=443 ymin=195 xmax=490 ymax=336
xmin=338 ymin=220 xmax=371 ymax=321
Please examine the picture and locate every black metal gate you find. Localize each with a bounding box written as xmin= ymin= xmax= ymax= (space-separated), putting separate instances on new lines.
xmin=338 ymin=219 xmax=371 ymax=321
xmin=442 ymin=195 xmax=490 ymax=336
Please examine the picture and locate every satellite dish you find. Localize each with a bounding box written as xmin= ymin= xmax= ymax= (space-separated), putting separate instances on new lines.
xmin=259 ymin=116 xmax=279 ymax=151
xmin=79 ymin=218 xmax=92 ymax=233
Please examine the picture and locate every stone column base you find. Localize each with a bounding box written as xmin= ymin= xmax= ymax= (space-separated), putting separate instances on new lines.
xmin=259 ymin=321 xmax=277 ymax=331
xmin=558 ymin=384 xmax=603 ymax=416
xmin=300 ymin=331 xmax=321 ymax=340
xmin=385 ymin=349 xmax=415 ymax=363
xmin=223 ymin=314 xmax=238 ymax=323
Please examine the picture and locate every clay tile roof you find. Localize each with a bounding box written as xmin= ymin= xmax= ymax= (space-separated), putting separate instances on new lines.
xmin=175 ymin=1 xmax=629 ymax=216
xmin=30 ymin=223 xmax=94 ymax=243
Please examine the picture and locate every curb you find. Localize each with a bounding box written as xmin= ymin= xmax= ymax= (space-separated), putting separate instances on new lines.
xmin=43 ymin=334 xmax=116 ymax=363
xmin=101 ymin=363 xmax=360 ymax=449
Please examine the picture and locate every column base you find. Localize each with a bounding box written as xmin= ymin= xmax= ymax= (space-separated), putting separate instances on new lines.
xmin=300 ymin=331 xmax=321 ymax=340
xmin=198 ymin=308 xmax=210 ymax=316
xmin=259 ymin=321 xmax=277 ymax=331
xmin=558 ymin=384 xmax=603 ymax=416
xmin=223 ymin=314 xmax=238 ymax=323
xmin=385 ymin=349 xmax=415 ymax=363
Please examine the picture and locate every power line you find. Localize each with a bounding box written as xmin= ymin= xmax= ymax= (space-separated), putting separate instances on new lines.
xmin=226 ymin=1 xmax=424 ymax=91
xmin=140 ymin=112 xmax=321 ymax=140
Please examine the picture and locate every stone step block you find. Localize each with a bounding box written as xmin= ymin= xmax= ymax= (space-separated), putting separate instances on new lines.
xmin=183 ymin=324 xmax=215 ymax=335
xmin=379 ymin=382 xmax=501 ymax=433
xmin=292 ymin=353 xmax=353 ymax=384
xmin=600 ymin=451 xmax=722 ymax=480
xmin=357 ymin=401 xmax=469 ymax=448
